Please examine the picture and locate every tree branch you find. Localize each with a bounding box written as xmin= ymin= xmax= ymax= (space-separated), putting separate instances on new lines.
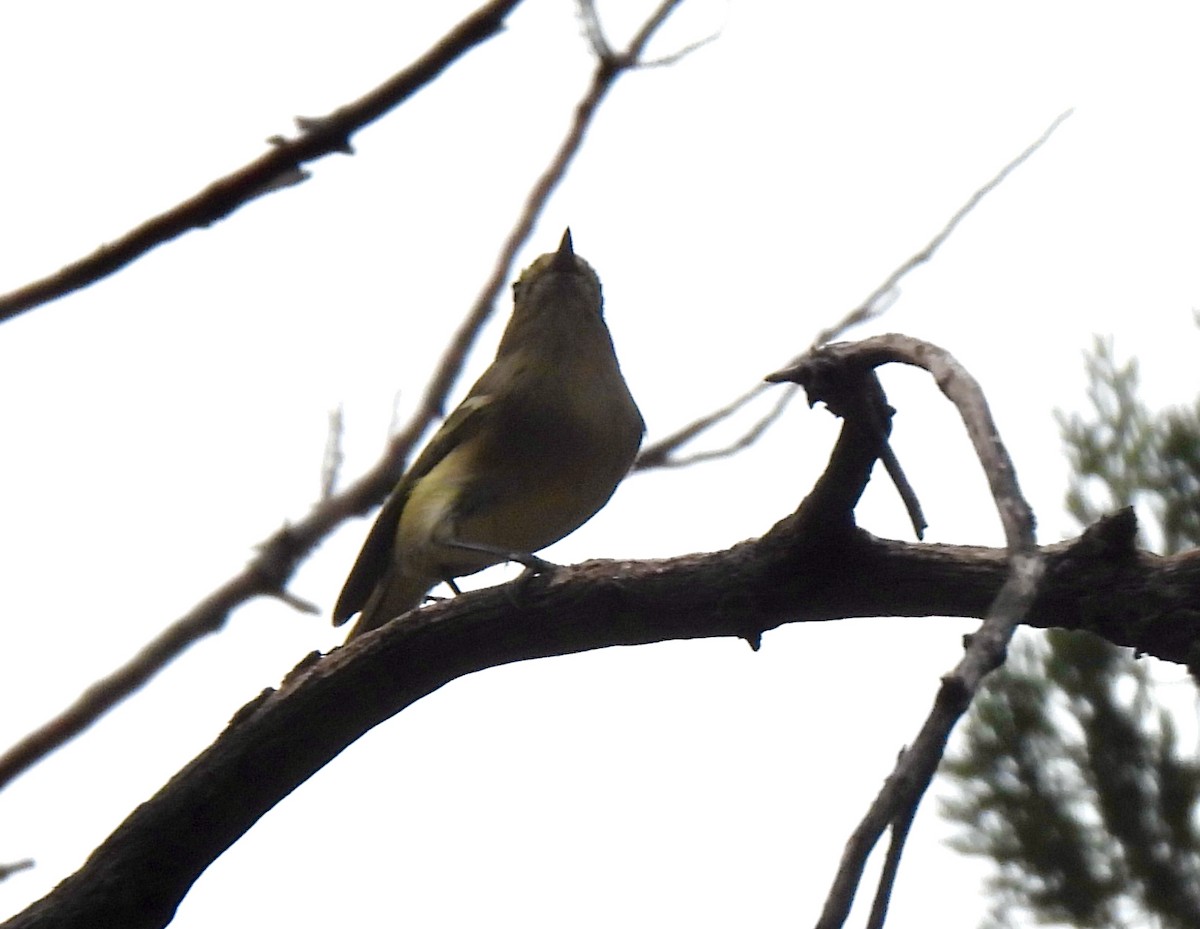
xmin=0 ymin=0 xmax=525 ymax=325
xmin=635 ymin=383 xmax=798 ymax=471
xmin=632 ymin=110 xmax=1073 ymax=473
xmin=412 ymin=0 xmax=696 ymax=426
xmin=0 ymin=0 xmax=700 ymax=796
xmin=0 ymin=860 xmax=34 ymax=884
xmin=772 ymin=334 xmax=1043 ymax=929
xmin=4 ymin=499 xmax=1197 ymax=927
xmin=809 ymin=109 xmax=1073 ymax=348
xmin=866 ymin=774 xmax=918 ymax=929
xmin=8 ymin=335 xmax=1200 ymax=928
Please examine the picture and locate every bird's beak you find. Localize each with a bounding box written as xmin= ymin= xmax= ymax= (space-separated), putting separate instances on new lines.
xmin=551 ymin=228 xmax=575 ymax=270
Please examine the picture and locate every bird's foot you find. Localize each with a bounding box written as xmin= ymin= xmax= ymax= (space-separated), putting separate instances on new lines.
xmin=504 ymin=554 xmax=560 ymax=606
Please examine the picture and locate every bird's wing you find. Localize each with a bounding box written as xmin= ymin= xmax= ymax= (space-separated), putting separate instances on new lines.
xmin=404 ymin=393 xmax=493 ymax=485
xmin=331 ymin=479 xmax=413 ymax=626
xmin=331 ymin=392 xmax=497 ymax=626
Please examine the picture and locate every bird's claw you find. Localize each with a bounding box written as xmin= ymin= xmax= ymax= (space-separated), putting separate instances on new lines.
xmin=504 ymin=555 xmax=560 ymax=606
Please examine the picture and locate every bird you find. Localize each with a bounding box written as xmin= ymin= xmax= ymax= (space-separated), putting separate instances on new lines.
xmin=333 ymin=230 xmax=644 ymax=640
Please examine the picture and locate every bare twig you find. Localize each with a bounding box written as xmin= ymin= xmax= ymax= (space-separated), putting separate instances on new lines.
xmin=878 ymin=441 xmax=927 ymax=539
xmin=810 ymin=109 xmax=1073 ymax=348
xmin=662 ymin=387 xmax=796 ymax=469
xmin=625 ymin=0 xmax=690 ymax=63
xmin=636 ymin=383 xmax=798 ymax=470
xmin=0 ymin=0 xmax=525 ymax=325
xmin=578 ymin=0 xmax=717 ymax=69
xmin=865 ymin=759 xmax=918 ymax=929
xmin=0 ymin=859 xmax=34 ymax=883
xmin=576 ymin=0 xmax=615 ymax=60
xmin=816 ymin=555 xmax=1042 ymax=929
xmin=268 ymin=587 xmax=321 ymax=615
xmin=0 ymin=393 xmax=444 ymax=795
xmin=412 ymin=0 xmax=694 ymax=428
xmin=638 ymin=112 xmax=1072 ymax=474
xmin=0 ymin=0 xmax=699 ymax=795
xmin=639 ymin=30 xmax=722 ymax=68
xmin=321 ymin=406 xmax=345 ymax=500
xmin=770 ymin=335 xmax=1044 ymax=929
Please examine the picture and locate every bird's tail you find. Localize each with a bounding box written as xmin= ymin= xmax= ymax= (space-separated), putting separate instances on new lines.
xmin=345 ymin=571 xmax=432 ymax=640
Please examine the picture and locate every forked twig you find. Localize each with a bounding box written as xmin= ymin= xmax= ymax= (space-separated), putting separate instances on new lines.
xmin=773 ymin=335 xmax=1044 ymax=929
xmin=635 ymin=382 xmax=797 ymax=470
xmin=810 ymin=109 xmax=1073 ymax=348
xmin=640 ymin=110 xmax=1073 ymax=471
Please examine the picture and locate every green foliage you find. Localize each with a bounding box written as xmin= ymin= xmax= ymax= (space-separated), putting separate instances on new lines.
xmin=941 ymin=335 xmax=1200 ymax=929
xmin=1060 ymin=336 xmax=1200 ymax=552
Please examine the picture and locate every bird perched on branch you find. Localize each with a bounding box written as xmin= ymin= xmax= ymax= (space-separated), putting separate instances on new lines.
xmin=333 ymin=230 xmax=644 ymax=640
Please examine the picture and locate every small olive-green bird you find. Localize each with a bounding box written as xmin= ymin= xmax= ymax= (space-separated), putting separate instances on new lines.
xmin=333 ymin=230 xmax=644 ymax=640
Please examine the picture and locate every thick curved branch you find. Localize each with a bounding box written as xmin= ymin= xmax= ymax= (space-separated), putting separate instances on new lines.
xmin=0 ymin=0 xmax=524 ymax=325
xmin=773 ymin=334 xmax=1043 ymax=929
xmin=4 ymin=505 xmax=1198 ymax=928
xmin=3 ymin=338 xmax=1192 ymax=929
xmin=0 ymin=0 xmax=700 ymax=796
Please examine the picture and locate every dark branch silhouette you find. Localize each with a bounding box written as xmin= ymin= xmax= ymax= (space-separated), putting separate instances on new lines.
xmin=0 ymin=0 xmax=524 ymax=325
xmin=0 ymin=861 xmax=33 ymax=884
xmin=4 ymin=336 xmax=1196 ymax=929
xmin=770 ymin=335 xmax=1042 ymax=929
xmin=867 ymin=780 xmax=918 ymax=929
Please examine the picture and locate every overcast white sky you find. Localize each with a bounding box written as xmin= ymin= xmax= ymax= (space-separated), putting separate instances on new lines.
xmin=2 ymin=2 xmax=1200 ymax=927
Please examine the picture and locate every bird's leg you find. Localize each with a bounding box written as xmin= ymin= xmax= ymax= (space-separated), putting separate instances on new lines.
xmin=444 ymin=540 xmax=560 ymax=605
xmin=444 ymin=540 xmax=560 ymax=575
xmin=422 ymin=578 xmax=463 ymax=606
